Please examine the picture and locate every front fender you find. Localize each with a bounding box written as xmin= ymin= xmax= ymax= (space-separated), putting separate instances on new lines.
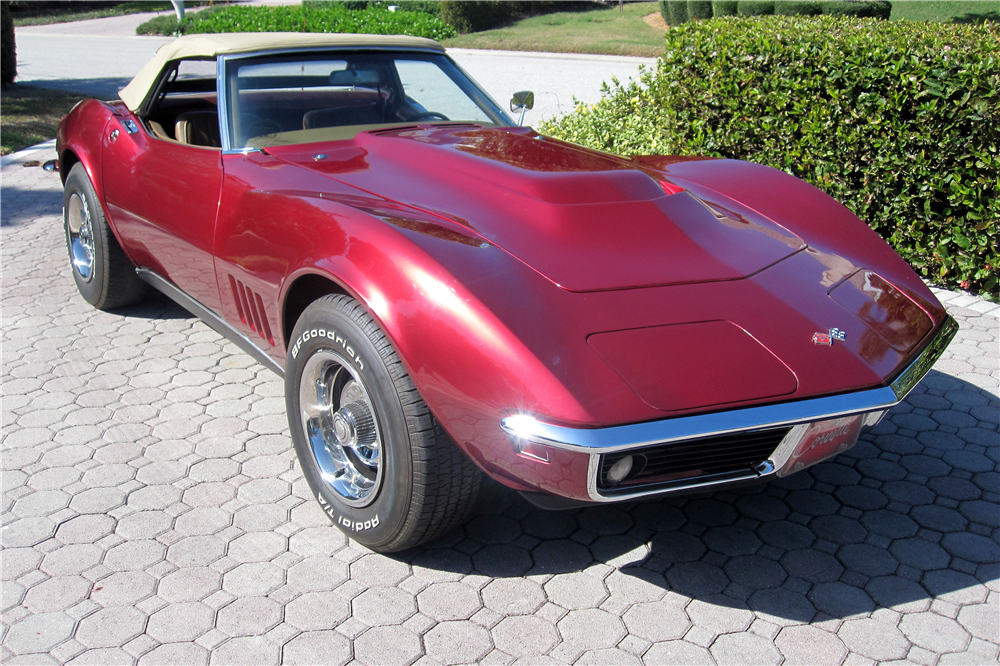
xmin=652 ymin=158 xmax=945 ymax=324
xmin=215 ymin=158 xmax=603 ymax=491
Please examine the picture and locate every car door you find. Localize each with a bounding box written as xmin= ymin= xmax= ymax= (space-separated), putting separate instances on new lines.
xmin=101 ymin=64 xmax=226 ymax=314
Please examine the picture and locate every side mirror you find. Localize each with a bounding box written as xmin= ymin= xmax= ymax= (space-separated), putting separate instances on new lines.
xmin=510 ymin=90 xmax=534 ymax=126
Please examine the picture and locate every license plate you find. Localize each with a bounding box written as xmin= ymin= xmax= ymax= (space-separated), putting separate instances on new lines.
xmin=777 ymin=415 xmax=863 ymax=477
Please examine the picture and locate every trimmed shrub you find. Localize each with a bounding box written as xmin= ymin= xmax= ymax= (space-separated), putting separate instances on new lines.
xmin=137 ymin=2 xmax=456 ymax=39
xmin=659 ymin=0 xmax=688 ymax=25
xmin=774 ymin=1 xmax=821 ymax=15
xmin=711 ymin=1 xmax=739 ymax=16
xmin=687 ymin=1 xmax=713 ymax=19
xmin=540 ymin=17 xmax=999 ymax=293
xmin=1 ymin=1 xmax=15 ymax=87
xmin=439 ymin=1 xmax=508 ymax=33
xmin=737 ymin=1 xmax=774 ymax=15
xmin=820 ymin=0 xmax=891 ymax=18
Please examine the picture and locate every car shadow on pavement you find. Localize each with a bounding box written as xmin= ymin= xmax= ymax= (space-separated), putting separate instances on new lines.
xmin=18 ymin=77 xmax=135 ymax=103
xmin=115 ymin=291 xmax=195 ymax=320
xmin=403 ymin=369 xmax=999 ymax=622
xmin=0 ymin=184 xmax=62 ymax=227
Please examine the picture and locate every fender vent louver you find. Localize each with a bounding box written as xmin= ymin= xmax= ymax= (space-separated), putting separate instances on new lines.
xmin=228 ymin=275 xmax=275 ymax=346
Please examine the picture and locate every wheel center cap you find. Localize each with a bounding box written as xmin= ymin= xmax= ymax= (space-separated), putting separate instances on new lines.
xmin=332 ymin=411 xmax=356 ymax=445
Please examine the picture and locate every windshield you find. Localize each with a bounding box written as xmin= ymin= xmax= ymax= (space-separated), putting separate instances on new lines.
xmin=222 ymin=51 xmax=512 ymax=149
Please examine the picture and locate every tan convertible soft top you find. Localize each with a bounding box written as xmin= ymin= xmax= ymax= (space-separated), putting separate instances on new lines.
xmin=119 ymin=32 xmax=445 ymax=112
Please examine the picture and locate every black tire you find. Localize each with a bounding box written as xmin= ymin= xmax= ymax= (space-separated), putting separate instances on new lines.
xmin=286 ymin=294 xmax=482 ymax=552
xmin=63 ymin=163 xmax=146 ymax=310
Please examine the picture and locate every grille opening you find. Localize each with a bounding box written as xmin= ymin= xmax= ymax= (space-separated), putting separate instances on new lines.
xmin=598 ymin=427 xmax=790 ymax=490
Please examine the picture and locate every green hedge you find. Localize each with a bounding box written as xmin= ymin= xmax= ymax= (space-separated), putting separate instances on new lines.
xmin=711 ymin=1 xmax=739 ymax=16
xmin=137 ymin=2 xmax=456 ymax=39
xmin=774 ymin=1 xmax=820 ymax=15
xmin=664 ymin=0 xmax=890 ymax=24
xmin=687 ymin=1 xmax=714 ymax=19
xmin=438 ymin=1 xmax=567 ymax=33
xmin=738 ymin=1 xmax=774 ymax=15
xmin=540 ymin=17 xmax=999 ymax=294
xmin=439 ymin=0 xmax=507 ymax=32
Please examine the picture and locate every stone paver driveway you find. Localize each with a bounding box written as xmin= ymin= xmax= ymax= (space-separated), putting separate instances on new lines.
xmin=2 ymin=150 xmax=999 ymax=665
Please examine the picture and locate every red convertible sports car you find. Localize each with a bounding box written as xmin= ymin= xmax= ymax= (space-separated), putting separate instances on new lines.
xmin=54 ymin=33 xmax=956 ymax=552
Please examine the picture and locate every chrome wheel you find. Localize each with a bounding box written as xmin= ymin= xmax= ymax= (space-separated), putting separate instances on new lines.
xmin=66 ymin=191 xmax=95 ymax=281
xmin=299 ymin=350 xmax=382 ymax=507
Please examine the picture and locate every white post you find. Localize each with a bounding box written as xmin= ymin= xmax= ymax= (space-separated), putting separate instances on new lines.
xmin=171 ymin=1 xmax=185 ymax=21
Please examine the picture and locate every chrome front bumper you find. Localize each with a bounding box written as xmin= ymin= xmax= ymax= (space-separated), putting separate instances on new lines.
xmin=502 ymin=316 xmax=958 ymax=502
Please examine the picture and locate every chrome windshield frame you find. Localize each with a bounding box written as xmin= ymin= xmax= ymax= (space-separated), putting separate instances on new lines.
xmin=216 ymin=46 xmax=513 ymax=153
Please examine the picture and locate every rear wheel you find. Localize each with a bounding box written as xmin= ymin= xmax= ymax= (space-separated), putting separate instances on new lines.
xmin=285 ymin=294 xmax=481 ymax=552
xmin=63 ymin=163 xmax=146 ymax=310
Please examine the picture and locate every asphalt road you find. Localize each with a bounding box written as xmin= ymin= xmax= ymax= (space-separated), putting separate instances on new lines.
xmin=13 ymin=11 xmax=658 ymax=124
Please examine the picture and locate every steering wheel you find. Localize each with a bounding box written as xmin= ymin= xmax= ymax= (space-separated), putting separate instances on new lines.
xmin=409 ymin=112 xmax=450 ymax=122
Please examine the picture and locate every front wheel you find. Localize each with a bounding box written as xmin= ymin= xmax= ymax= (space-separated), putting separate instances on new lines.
xmin=63 ymin=163 xmax=146 ymax=310
xmin=285 ymin=294 xmax=481 ymax=552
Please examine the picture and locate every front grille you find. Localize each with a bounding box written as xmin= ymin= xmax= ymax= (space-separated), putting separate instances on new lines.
xmin=598 ymin=427 xmax=790 ymax=491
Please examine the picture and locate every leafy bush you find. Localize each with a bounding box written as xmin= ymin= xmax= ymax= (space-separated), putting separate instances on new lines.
xmin=2 ymin=1 xmax=15 ymax=86
xmin=327 ymin=1 xmax=442 ymax=16
xmin=137 ymin=2 xmax=456 ymax=39
xmin=540 ymin=17 xmax=999 ymax=293
xmin=393 ymin=1 xmax=442 ymax=17
xmin=135 ymin=12 xmax=183 ymax=35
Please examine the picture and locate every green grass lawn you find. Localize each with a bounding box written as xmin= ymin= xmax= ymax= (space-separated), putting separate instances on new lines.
xmin=1 ymin=86 xmax=84 ymax=156
xmin=12 ymin=1 xmax=203 ymax=27
xmin=890 ymin=1 xmax=1000 ymax=22
xmin=441 ymin=2 xmax=666 ymax=57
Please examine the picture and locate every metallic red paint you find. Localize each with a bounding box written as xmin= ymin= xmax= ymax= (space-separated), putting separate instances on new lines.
xmin=56 ymin=98 xmax=949 ymax=502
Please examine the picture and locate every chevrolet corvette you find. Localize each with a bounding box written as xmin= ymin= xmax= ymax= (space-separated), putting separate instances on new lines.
xmin=53 ymin=33 xmax=957 ymax=552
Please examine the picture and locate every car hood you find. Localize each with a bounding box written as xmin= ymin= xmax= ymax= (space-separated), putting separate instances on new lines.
xmin=266 ymin=126 xmax=805 ymax=292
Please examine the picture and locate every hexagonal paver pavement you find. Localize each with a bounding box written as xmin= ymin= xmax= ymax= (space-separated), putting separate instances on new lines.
xmin=3 ymin=145 xmax=999 ymax=666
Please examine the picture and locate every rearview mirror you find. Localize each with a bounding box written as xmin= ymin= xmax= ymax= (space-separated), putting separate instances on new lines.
xmin=510 ymin=90 xmax=534 ymax=126
xmin=330 ymin=69 xmax=381 ymax=87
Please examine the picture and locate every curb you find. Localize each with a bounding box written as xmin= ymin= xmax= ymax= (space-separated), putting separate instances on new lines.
xmin=1 ymin=138 xmax=57 ymax=168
